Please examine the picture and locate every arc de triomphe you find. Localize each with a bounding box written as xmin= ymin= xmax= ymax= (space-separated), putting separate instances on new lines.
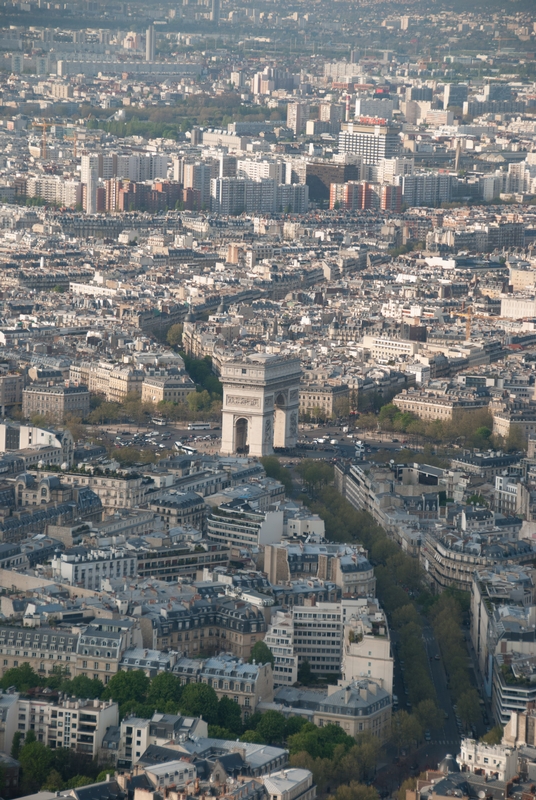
xmin=220 ymin=353 xmax=302 ymax=457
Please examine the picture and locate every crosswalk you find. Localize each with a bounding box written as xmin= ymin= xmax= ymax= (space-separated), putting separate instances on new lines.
xmin=433 ymin=739 xmax=461 ymax=745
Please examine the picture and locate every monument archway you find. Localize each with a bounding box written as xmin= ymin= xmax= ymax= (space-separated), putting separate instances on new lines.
xmin=220 ymin=354 xmax=302 ymax=457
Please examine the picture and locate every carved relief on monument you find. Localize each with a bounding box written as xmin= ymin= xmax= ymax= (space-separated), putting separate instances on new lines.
xmin=227 ymin=395 xmax=260 ymax=407
xmin=289 ymin=410 xmax=298 ymax=437
xmin=289 ymin=389 xmax=299 ymax=402
xmin=264 ymin=394 xmax=274 ymax=408
xmin=264 ymin=417 xmax=272 ymax=443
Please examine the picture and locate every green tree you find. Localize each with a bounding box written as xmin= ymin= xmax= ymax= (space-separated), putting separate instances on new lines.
xmin=217 ymin=696 xmax=242 ymax=734
xmin=65 ymin=776 xmax=95 ymax=789
xmin=208 ymin=725 xmax=235 ymax=739
xmin=179 ymin=683 xmax=218 ymax=724
xmin=240 ymin=730 xmax=265 ymax=743
xmin=11 ymin=731 xmax=22 ymax=759
xmin=24 ymin=730 xmax=36 ymax=745
xmin=457 ymin=689 xmax=481 ymax=727
xmin=101 ymin=670 xmax=150 ymax=707
xmin=167 ymin=324 xmax=183 ymax=348
xmin=43 ymin=769 xmax=64 ymax=791
xmin=328 ymin=781 xmax=379 ymax=800
xmin=390 ymin=711 xmax=422 ymax=752
xmin=298 ymin=659 xmax=312 ymax=684
xmin=257 ymin=711 xmax=286 ymax=744
xmin=481 ymin=725 xmax=503 ymax=744
xmin=19 ymin=741 xmax=53 ymax=792
xmin=146 ymin=672 xmax=183 ymax=711
xmin=415 ymin=699 xmax=444 ymax=732
xmin=0 ymin=663 xmax=41 ymax=692
xmin=96 ymin=769 xmax=116 ymax=782
xmin=285 ymin=716 xmax=307 ymax=737
xmin=248 ymin=641 xmax=275 ymax=667
xmin=62 ymin=675 xmax=104 ymax=699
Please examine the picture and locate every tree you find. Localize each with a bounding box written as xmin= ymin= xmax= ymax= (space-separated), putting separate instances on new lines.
xmin=24 ymin=730 xmax=36 ymax=745
xmin=298 ymin=659 xmax=312 ymax=685
xmin=62 ymin=675 xmax=104 ymax=700
xmin=390 ymin=711 xmax=422 ymax=752
xmin=248 ymin=641 xmax=275 ymax=667
xmin=240 ymin=730 xmax=265 ymax=743
xmin=179 ymin=683 xmax=219 ymax=724
xmin=19 ymin=741 xmax=53 ymax=792
xmin=481 ymin=725 xmax=503 ymax=745
xmin=43 ymin=770 xmax=64 ymax=791
xmin=167 ymin=324 xmax=183 ymax=348
xmin=11 ymin=731 xmax=22 ymax=759
xmin=101 ymin=670 xmax=150 ymax=707
xmin=257 ymin=711 xmax=286 ymax=744
xmin=96 ymin=769 xmax=116 ymax=782
xmin=457 ymin=689 xmax=481 ymax=727
xmin=147 ymin=672 xmax=183 ymax=711
xmin=328 ymin=781 xmax=379 ymax=800
xmin=217 ymin=696 xmax=242 ymax=734
xmin=0 ymin=663 xmax=41 ymax=692
xmin=415 ymin=699 xmax=444 ymax=732
xmin=208 ymin=725 xmax=235 ymax=740
xmin=285 ymin=716 xmax=307 ymax=737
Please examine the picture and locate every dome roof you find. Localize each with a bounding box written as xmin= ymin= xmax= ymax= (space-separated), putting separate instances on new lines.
xmin=438 ymin=754 xmax=459 ymax=773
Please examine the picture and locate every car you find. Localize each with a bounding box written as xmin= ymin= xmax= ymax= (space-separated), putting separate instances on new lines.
xmin=425 ymin=730 xmax=431 ymax=741
xmin=435 ymin=654 xmax=441 ymax=660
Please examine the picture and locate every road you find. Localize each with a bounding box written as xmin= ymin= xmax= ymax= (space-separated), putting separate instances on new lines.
xmin=374 ymin=620 xmax=461 ymax=795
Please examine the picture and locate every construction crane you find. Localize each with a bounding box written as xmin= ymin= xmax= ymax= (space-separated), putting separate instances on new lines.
xmin=454 ymin=306 xmax=510 ymax=341
xmin=31 ymin=119 xmax=48 ymax=160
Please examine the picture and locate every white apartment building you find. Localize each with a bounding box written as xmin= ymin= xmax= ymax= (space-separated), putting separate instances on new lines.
xmin=262 ymin=769 xmax=316 ymax=800
xmin=362 ymin=335 xmax=420 ymax=361
xmin=292 ymin=601 xmax=343 ymax=677
xmin=457 ymin=738 xmax=518 ymax=782
xmin=263 ymin=611 xmax=299 ymax=687
xmin=51 ymin=549 xmax=137 ymax=590
xmin=16 ymin=696 xmax=118 ymax=759
xmin=341 ymin=598 xmax=393 ymax=694
xmin=237 ymin=159 xmax=285 ymax=183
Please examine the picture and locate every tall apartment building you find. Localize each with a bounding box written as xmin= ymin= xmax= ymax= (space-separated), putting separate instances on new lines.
xmin=341 ymin=598 xmax=393 ymax=693
xmin=339 ymin=121 xmax=401 ymax=164
xmin=263 ymin=611 xmax=299 ymax=687
xmin=207 ymin=499 xmax=284 ymax=547
xmin=15 ymin=696 xmax=118 ymax=759
xmin=146 ymin=25 xmax=155 ymax=61
xmin=22 ymin=384 xmax=90 ymax=424
xmin=443 ymin=83 xmax=468 ymax=109
xmin=287 ymin=103 xmax=309 ymax=136
xmin=184 ymin=162 xmax=214 ymax=208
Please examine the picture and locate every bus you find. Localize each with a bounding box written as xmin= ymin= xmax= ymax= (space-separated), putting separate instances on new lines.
xmin=188 ymin=422 xmax=211 ymax=431
xmin=151 ymin=417 xmax=166 ymax=426
xmin=175 ymin=442 xmax=198 ymax=455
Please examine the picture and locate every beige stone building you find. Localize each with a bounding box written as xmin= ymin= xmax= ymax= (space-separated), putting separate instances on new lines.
xmin=197 ymin=656 xmax=274 ymax=719
xmin=107 ymin=368 xmax=145 ymax=402
xmin=22 ymin=384 xmax=90 ymax=423
xmin=40 ymin=468 xmax=151 ymax=509
xmin=393 ymin=388 xmax=489 ymax=422
xmin=141 ymin=374 xmax=196 ymax=405
xmin=299 ymin=383 xmax=349 ymax=418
